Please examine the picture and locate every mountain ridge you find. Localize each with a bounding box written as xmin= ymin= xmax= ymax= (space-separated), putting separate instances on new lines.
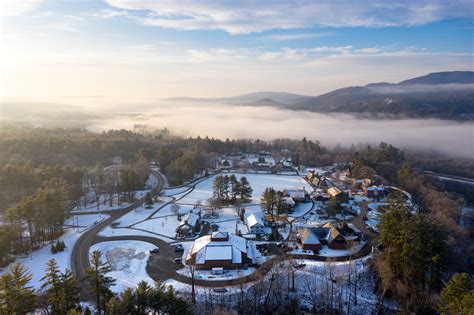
xmin=166 ymin=71 xmax=474 ymax=119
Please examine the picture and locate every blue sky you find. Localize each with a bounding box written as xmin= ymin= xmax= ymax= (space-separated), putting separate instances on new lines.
xmin=1 ymin=0 xmax=473 ymax=103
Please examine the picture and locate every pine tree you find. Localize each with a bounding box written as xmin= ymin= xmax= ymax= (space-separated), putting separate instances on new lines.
xmin=85 ymin=250 xmax=116 ymax=314
xmin=239 ymin=176 xmax=253 ymax=201
xmin=229 ymin=174 xmax=240 ymax=201
xmin=222 ymin=175 xmax=230 ymax=201
xmin=212 ymin=175 xmax=224 ymax=201
xmin=136 ymin=281 xmax=151 ymax=314
xmin=61 ymin=269 xmax=81 ymax=312
xmin=261 ymin=188 xmax=276 ymax=221
xmin=0 ymin=263 xmax=36 ymax=314
xmin=440 ymin=273 xmax=474 ymax=314
xmin=275 ymin=190 xmax=288 ymax=220
xmin=41 ymin=259 xmax=62 ymax=314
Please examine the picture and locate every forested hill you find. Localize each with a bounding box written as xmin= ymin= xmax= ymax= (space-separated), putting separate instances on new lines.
xmin=170 ymin=71 xmax=474 ymax=119
xmin=290 ymin=71 xmax=474 ymax=119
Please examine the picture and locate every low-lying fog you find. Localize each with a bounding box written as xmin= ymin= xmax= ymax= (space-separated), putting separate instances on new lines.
xmin=2 ymin=101 xmax=473 ymax=158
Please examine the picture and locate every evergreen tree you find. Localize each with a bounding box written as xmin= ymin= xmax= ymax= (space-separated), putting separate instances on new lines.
xmin=440 ymin=273 xmax=474 ymax=314
xmin=229 ymin=174 xmax=240 ymax=201
xmin=222 ymin=175 xmax=230 ymax=201
xmin=261 ymin=188 xmax=276 ymax=221
xmin=41 ymin=259 xmax=62 ymax=314
xmin=239 ymin=176 xmax=253 ymax=201
xmin=61 ymin=269 xmax=81 ymax=312
xmin=85 ymin=250 xmax=116 ymax=314
xmin=0 ymin=263 xmax=36 ymax=314
xmin=136 ymin=281 xmax=152 ymax=314
xmin=212 ymin=175 xmax=224 ymax=201
xmin=275 ymin=191 xmax=288 ymax=220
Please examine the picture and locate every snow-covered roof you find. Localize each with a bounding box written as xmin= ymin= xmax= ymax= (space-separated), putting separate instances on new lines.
xmin=367 ymin=186 xmax=384 ymax=191
xmin=205 ymin=245 xmax=232 ymax=261
xmin=299 ymin=228 xmax=320 ymax=245
xmin=188 ymin=233 xmax=256 ymax=265
xmin=326 ymin=227 xmax=343 ymax=243
xmin=182 ymin=212 xmax=199 ymax=227
xmin=284 ymin=188 xmax=307 ymax=199
xmin=246 ymin=213 xmax=264 ymax=228
xmin=283 ymin=196 xmax=296 ymax=206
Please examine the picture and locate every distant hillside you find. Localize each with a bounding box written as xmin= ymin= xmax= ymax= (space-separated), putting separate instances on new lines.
xmin=292 ymin=71 xmax=474 ymax=119
xmin=167 ymin=71 xmax=474 ymax=119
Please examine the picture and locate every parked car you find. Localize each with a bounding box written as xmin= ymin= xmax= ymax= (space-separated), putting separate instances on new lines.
xmin=173 ymin=258 xmax=182 ymax=263
xmin=149 ymin=247 xmax=160 ymax=254
xmin=173 ymin=244 xmax=184 ymax=251
xmin=210 ymin=223 xmax=219 ymax=231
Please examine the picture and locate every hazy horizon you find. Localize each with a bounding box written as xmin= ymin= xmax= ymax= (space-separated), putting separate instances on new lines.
xmin=2 ymin=99 xmax=473 ymax=159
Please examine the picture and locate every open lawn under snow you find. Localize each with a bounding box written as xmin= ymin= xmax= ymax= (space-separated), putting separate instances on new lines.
xmin=178 ymin=173 xmax=313 ymax=205
xmin=90 ymin=240 xmax=156 ymax=293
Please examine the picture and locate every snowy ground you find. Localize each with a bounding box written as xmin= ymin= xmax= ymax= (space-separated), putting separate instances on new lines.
xmin=89 ymin=240 xmax=156 ymax=293
xmin=0 ymin=213 xmax=109 ymax=291
xmin=178 ymin=173 xmax=313 ymax=205
xmin=177 ymin=266 xmax=256 ymax=281
xmin=162 ymin=255 xmax=384 ymax=314
xmin=72 ymin=173 xmax=159 ymax=213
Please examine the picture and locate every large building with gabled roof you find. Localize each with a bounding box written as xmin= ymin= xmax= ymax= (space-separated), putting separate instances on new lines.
xmin=185 ymin=232 xmax=258 ymax=270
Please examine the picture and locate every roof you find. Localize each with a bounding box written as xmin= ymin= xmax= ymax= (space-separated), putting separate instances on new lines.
xmin=284 ymin=188 xmax=307 ymax=199
xmin=326 ymin=227 xmax=344 ymax=243
xmin=246 ymin=213 xmax=264 ymax=228
xmin=211 ymin=231 xmax=229 ymax=240
xmin=182 ymin=212 xmax=199 ymax=227
xmin=367 ymin=186 xmax=384 ymax=191
xmin=327 ymin=187 xmax=343 ymax=197
xmin=283 ymin=196 xmax=296 ymax=206
xmin=188 ymin=233 xmax=256 ymax=265
xmin=299 ymin=228 xmax=320 ymax=245
xmin=205 ymin=245 xmax=232 ymax=261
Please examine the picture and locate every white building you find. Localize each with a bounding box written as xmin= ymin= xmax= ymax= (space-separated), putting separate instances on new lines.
xmin=246 ymin=213 xmax=265 ymax=235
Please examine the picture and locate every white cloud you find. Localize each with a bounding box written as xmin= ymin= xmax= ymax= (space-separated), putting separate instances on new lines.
xmin=105 ymin=0 xmax=473 ymax=34
xmin=260 ymin=32 xmax=331 ymax=41
xmin=90 ymin=9 xmax=129 ymax=19
xmin=1 ymin=0 xmax=43 ymax=16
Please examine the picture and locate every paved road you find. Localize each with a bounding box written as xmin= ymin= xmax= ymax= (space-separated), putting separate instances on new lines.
xmin=72 ymin=170 xmax=374 ymax=301
xmin=71 ymin=170 xmax=165 ymax=300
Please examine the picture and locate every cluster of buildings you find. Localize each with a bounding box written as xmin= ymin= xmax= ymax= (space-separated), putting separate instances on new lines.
xmin=218 ymin=151 xmax=295 ymax=173
xmin=296 ymin=222 xmax=362 ymax=252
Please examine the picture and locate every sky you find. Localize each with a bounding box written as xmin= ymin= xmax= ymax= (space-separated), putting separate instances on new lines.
xmin=1 ymin=0 xmax=473 ymax=105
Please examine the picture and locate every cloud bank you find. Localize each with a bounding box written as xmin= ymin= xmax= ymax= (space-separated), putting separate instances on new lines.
xmin=105 ymin=0 xmax=473 ymax=34
xmin=84 ymin=102 xmax=474 ymax=159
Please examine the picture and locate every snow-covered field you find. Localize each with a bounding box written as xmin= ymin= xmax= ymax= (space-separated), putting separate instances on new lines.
xmin=0 ymin=213 xmax=109 ymax=291
xmin=90 ymin=240 xmax=156 ymax=293
xmin=178 ymin=173 xmax=313 ymax=205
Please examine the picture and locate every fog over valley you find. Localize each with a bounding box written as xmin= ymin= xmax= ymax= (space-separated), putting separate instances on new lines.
xmin=2 ymin=100 xmax=473 ymax=158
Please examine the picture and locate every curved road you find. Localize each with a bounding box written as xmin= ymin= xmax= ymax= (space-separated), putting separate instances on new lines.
xmin=71 ymin=170 xmax=165 ymax=300
xmin=73 ymin=170 xmax=374 ymax=301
